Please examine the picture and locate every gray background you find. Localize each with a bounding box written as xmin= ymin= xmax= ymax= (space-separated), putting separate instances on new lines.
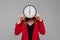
xmin=0 ymin=0 xmax=60 ymax=40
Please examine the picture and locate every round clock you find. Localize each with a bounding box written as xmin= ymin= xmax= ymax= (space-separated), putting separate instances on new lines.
xmin=23 ymin=5 xmax=37 ymax=18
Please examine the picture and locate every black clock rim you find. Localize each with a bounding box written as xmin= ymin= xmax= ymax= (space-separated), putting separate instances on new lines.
xmin=23 ymin=5 xmax=37 ymax=18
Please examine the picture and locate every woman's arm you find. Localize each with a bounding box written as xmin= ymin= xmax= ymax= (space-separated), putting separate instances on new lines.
xmin=37 ymin=20 xmax=46 ymax=35
xmin=14 ymin=12 xmax=25 ymax=35
xmin=34 ymin=13 xmax=46 ymax=35
xmin=14 ymin=20 xmax=23 ymax=35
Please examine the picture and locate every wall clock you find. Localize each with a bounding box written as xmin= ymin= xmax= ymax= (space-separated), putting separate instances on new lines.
xmin=23 ymin=5 xmax=37 ymax=18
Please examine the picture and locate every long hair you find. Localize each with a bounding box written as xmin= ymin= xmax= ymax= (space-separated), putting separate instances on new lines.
xmin=24 ymin=17 xmax=37 ymax=26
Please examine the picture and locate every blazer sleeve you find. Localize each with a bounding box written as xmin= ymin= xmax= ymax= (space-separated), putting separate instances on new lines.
xmin=37 ymin=20 xmax=46 ymax=35
xmin=14 ymin=20 xmax=23 ymax=35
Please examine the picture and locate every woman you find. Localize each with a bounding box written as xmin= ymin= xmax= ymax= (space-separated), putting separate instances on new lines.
xmin=14 ymin=12 xmax=46 ymax=40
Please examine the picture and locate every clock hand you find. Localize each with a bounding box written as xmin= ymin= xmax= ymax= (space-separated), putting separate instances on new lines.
xmin=29 ymin=6 xmax=30 ymax=15
xmin=29 ymin=6 xmax=31 ymax=18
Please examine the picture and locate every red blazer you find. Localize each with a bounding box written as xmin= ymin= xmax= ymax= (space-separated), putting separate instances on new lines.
xmin=14 ymin=20 xmax=46 ymax=40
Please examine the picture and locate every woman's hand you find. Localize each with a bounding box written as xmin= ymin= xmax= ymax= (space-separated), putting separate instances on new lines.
xmin=17 ymin=12 xmax=26 ymax=24
xmin=34 ymin=13 xmax=43 ymax=22
xmin=19 ymin=12 xmax=26 ymax=20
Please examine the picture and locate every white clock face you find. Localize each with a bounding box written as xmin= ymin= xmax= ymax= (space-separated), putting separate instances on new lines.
xmin=23 ymin=5 xmax=37 ymax=18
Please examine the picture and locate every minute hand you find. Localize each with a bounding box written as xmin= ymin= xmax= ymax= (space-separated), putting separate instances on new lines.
xmin=29 ymin=6 xmax=30 ymax=15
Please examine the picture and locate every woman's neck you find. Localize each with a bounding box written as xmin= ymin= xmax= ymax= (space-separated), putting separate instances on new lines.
xmin=27 ymin=20 xmax=34 ymax=26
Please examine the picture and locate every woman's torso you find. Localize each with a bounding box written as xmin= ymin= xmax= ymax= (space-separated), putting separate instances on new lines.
xmin=21 ymin=21 xmax=40 ymax=40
